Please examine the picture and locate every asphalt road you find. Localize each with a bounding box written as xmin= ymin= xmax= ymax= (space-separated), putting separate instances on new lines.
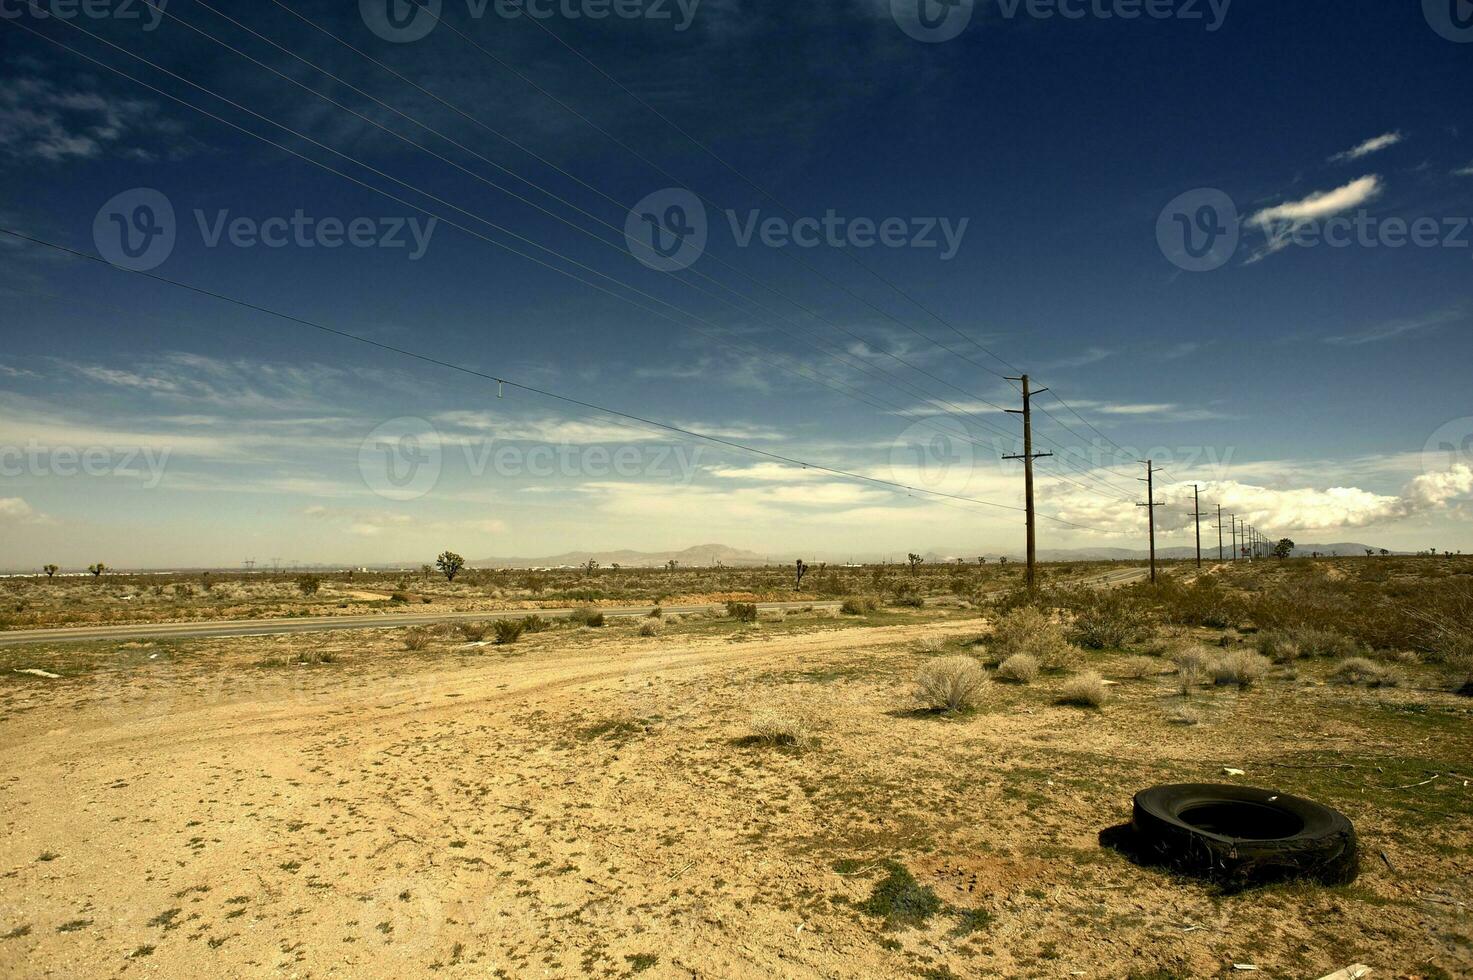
xmin=0 ymin=565 xmax=1155 ymax=648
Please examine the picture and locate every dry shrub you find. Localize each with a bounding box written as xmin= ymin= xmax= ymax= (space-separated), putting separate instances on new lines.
xmin=726 ymin=601 xmax=758 ymax=622
xmin=638 ymin=620 xmax=660 ymax=637
xmin=1289 ymin=627 xmax=1362 ymax=659
xmin=1058 ymin=671 xmax=1108 ymax=708
xmin=989 ymin=606 xmax=1078 ymax=672
xmin=459 ymin=621 xmax=489 ymax=642
xmin=1067 ymin=589 xmax=1157 ymax=649
xmin=569 ymin=606 xmax=605 ymax=627
xmin=1120 ymin=656 xmax=1160 ymax=680
xmin=914 ymin=655 xmax=990 ymax=713
xmin=520 ymin=614 xmax=552 ymax=633
xmin=402 ymin=627 xmax=432 ymax=651
xmin=1255 ymin=630 xmax=1301 ymax=663
xmin=841 ymin=596 xmax=879 ymax=615
xmin=1171 ymin=645 xmax=1210 ymax=694
xmin=1210 ymin=650 xmax=1270 ymax=687
xmin=915 ymin=635 xmax=945 ymax=654
xmin=1169 ymin=705 xmax=1203 ymax=726
xmin=1330 ymin=656 xmax=1399 ymax=687
xmin=747 ymin=710 xmax=812 ymax=748
xmin=647 ymin=606 xmax=663 ymax=618
xmin=995 ymin=652 xmax=1040 ymax=684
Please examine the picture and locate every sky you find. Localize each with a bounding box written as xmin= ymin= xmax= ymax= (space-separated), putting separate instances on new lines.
xmin=1 ymin=0 xmax=1471 ymax=569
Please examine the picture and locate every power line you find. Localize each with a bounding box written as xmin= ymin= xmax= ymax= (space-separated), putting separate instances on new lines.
xmin=0 ymin=226 xmax=1123 ymax=534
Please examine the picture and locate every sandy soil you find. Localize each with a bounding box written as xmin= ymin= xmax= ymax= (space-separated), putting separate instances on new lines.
xmin=0 ymin=614 xmax=1469 ymax=978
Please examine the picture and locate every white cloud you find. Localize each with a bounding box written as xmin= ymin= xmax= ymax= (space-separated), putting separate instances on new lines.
xmin=1328 ymin=132 xmax=1403 ymax=163
xmin=0 ymin=77 xmax=181 ymax=162
xmin=1324 ymin=309 xmax=1463 ymax=346
xmin=1454 ymin=162 xmax=1473 ymax=178
xmin=1245 ymin=175 xmax=1383 ymax=263
xmin=0 ymin=497 xmax=45 ymax=523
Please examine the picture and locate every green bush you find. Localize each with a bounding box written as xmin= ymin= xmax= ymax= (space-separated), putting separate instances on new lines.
xmin=493 ymin=619 xmax=525 ymax=645
xmin=1067 ymin=588 xmax=1157 ymax=649
xmin=989 ymin=606 xmax=1078 ymax=672
xmin=840 ymin=596 xmax=879 ymax=615
xmin=520 ymin=614 xmax=552 ymax=633
xmin=726 ymin=601 xmax=758 ymax=622
xmin=296 ymin=575 xmax=321 ymax=596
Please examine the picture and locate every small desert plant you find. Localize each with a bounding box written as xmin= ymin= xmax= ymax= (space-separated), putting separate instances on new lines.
xmin=1209 ymin=650 xmax=1270 ymax=688
xmin=914 ymin=655 xmax=990 ymax=713
xmin=1119 ymin=656 xmax=1160 ymax=680
xmin=1289 ymin=627 xmax=1362 ymax=659
xmin=296 ymin=575 xmax=321 ymax=597
xmin=1068 ymin=589 xmax=1157 ymax=649
xmin=1057 ymin=671 xmax=1108 ymax=708
xmin=1168 ymin=705 xmax=1203 ymax=726
xmin=402 ymin=627 xmax=432 ymax=651
xmin=459 ymin=621 xmax=489 ymax=642
xmin=915 ymin=635 xmax=945 ymax=654
xmin=995 ymin=652 xmax=1040 ymax=684
xmin=1256 ymin=630 xmax=1301 ymax=662
xmin=520 ymin=614 xmax=552 ymax=633
xmin=1171 ymin=645 xmax=1210 ymax=694
xmin=638 ymin=620 xmax=660 ymax=637
xmin=493 ymin=619 xmax=524 ymax=645
xmin=569 ymin=606 xmax=606 ymax=627
xmin=747 ymin=710 xmax=812 ymax=748
xmin=726 ymin=601 xmax=758 ymax=622
xmin=840 ymin=597 xmax=873 ymax=616
xmin=1330 ymin=656 xmax=1399 ymax=687
xmin=989 ymin=606 xmax=1078 ymax=672
xmin=647 ymin=606 xmax=663 ymax=618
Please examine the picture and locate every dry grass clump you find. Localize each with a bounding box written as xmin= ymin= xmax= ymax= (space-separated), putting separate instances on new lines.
xmin=995 ymin=653 xmax=1040 ymax=684
xmin=569 ymin=606 xmax=606 ymax=627
xmin=402 ymin=627 xmax=432 ymax=651
xmin=493 ymin=619 xmax=524 ymax=645
xmin=1119 ymin=656 xmax=1160 ymax=680
xmin=840 ymin=596 xmax=879 ymax=615
xmin=914 ymin=655 xmax=991 ymax=713
xmin=1171 ymin=645 xmax=1211 ymax=694
xmin=915 ymin=635 xmax=945 ymax=654
xmin=746 ymin=710 xmax=813 ymax=748
xmin=1255 ymin=630 xmax=1301 ymax=663
xmin=1057 ymin=671 xmax=1108 ymax=708
xmin=1168 ymin=705 xmax=1203 ymax=726
xmin=1209 ymin=650 xmax=1271 ymax=688
xmin=638 ymin=620 xmax=660 ymax=637
xmin=459 ymin=621 xmax=489 ymax=642
xmin=1287 ymin=627 xmax=1362 ymax=659
xmin=989 ymin=606 xmax=1078 ymax=672
xmin=1330 ymin=656 xmax=1400 ymax=687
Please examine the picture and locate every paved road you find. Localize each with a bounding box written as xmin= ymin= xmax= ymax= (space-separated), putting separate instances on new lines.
xmin=0 ymin=564 xmax=1155 ymax=648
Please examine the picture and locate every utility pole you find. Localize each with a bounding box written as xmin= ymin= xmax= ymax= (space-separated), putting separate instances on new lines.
xmin=1192 ymin=484 xmax=1203 ymax=568
xmin=1213 ymin=505 xmax=1224 ymax=562
xmin=1137 ymin=460 xmax=1165 ymax=583
xmin=1003 ymin=374 xmax=1051 ymax=590
xmin=1227 ymin=514 xmax=1237 ymax=561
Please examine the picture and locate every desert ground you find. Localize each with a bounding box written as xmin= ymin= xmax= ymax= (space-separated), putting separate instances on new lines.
xmin=0 ymin=559 xmax=1469 ymax=978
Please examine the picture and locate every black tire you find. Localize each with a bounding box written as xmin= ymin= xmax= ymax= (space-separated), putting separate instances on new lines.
xmin=1131 ymin=783 xmax=1358 ymax=887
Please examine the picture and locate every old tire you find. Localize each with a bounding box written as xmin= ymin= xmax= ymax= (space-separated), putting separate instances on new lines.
xmin=1131 ymin=783 xmax=1358 ymax=886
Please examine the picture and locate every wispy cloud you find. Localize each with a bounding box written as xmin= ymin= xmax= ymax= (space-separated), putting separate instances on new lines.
xmin=1328 ymin=132 xmax=1403 ymax=163
xmin=1244 ymin=175 xmax=1384 ymax=263
xmin=0 ymin=77 xmax=185 ymax=163
xmin=1324 ymin=308 xmax=1464 ymax=346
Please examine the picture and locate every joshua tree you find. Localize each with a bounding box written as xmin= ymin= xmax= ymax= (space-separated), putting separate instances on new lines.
xmin=1365 ymin=548 xmax=1375 ymax=557
xmin=583 ymin=559 xmax=600 ymax=576
xmin=977 ymin=556 xmax=987 ymax=565
xmin=87 ymin=563 xmax=105 ymax=578
xmin=666 ymin=559 xmax=679 ymax=571
xmin=436 ymin=551 xmax=465 ymax=582
xmin=421 ymin=564 xmax=432 ymax=579
xmin=43 ymin=564 xmax=58 ymax=578
xmin=907 ymin=553 xmax=924 ymax=574
xmin=794 ymin=559 xmax=808 ymax=589
xmin=998 ymin=556 xmax=1009 ymax=566
xmin=1271 ymin=538 xmax=1295 ymax=559
xmin=1379 ymin=548 xmax=1389 ymax=556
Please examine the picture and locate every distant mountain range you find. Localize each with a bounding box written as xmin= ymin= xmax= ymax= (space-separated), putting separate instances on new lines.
xmin=467 ymin=541 xmax=1402 ymax=568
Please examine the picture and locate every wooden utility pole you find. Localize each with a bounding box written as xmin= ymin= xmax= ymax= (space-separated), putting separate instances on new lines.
xmin=1227 ymin=513 xmax=1237 ymax=561
xmin=1003 ymin=375 xmax=1051 ymax=590
xmin=1192 ymin=484 xmax=1203 ymax=568
xmin=1214 ymin=505 xmax=1224 ymax=562
xmin=1137 ymin=460 xmax=1164 ymax=583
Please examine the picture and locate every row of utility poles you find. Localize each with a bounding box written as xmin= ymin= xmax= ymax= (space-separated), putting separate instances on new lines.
xmin=1001 ymin=377 xmax=1269 ymax=588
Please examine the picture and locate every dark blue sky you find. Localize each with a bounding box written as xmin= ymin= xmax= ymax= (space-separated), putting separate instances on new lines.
xmin=1 ymin=0 xmax=1470 ymax=566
